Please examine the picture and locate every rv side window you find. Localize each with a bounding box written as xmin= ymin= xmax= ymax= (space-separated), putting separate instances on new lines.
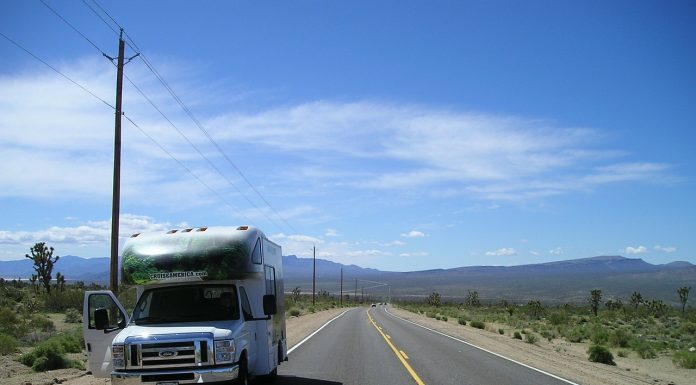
xmin=251 ymin=238 xmax=262 ymax=265
xmin=239 ymin=286 xmax=253 ymax=321
xmin=264 ymin=266 xmax=276 ymax=295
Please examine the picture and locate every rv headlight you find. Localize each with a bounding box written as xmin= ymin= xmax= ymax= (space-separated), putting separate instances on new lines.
xmin=112 ymin=344 xmax=125 ymax=369
xmin=214 ymin=339 xmax=235 ymax=364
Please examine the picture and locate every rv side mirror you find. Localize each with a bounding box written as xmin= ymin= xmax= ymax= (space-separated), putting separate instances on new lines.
xmin=263 ymin=294 xmax=277 ymax=315
xmin=94 ymin=308 xmax=110 ymax=330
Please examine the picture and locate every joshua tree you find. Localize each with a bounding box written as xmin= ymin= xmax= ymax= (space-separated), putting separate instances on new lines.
xmin=25 ymin=242 xmax=59 ymax=294
xmin=427 ymin=291 xmax=441 ymax=307
xmin=589 ymin=289 xmax=603 ymax=316
xmin=291 ymin=287 xmax=301 ymax=303
xmin=526 ymin=300 xmax=544 ymax=318
xmin=630 ymin=291 xmax=643 ymax=310
xmin=465 ymin=290 xmax=480 ymax=307
xmin=678 ymin=286 xmax=691 ymax=315
xmin=29 ymin=274 xmax=38 ymax=293
xmin=55 ymin=272 xmax=66 ymax=292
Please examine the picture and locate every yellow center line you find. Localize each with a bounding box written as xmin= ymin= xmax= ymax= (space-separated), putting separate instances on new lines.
xmin=400 ymin=350 xmax=410 ymax=360
xmin=367 ymin=309 xmax=426 ymax=385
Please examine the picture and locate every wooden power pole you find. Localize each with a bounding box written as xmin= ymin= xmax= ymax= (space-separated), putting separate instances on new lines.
xmin=108 ymin=30 xmax=125 ymax=294
xmin=340 ymin=267 xmax=343 ymax=307
xmin=106 ymin=29 xmax=138 ymax=293
xmin=312 ymin=245 xmax=316 ymax=307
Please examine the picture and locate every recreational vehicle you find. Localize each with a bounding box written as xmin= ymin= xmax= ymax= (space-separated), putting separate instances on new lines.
xmin=82 ymin=226 xmax=286 ymax=384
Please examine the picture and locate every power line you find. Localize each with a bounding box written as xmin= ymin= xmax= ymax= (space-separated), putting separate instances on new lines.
xmin=122 ymin=115 xmax=254 ymax=224
xmin=1 ymin=30 xmax=253 ymax=224
xmin=81 ymin=0 xmax=120 ymax=37
xmin=88 ymin=0 xmax=300 ymax=234
xmin=122 ymin=73 xmax=282 ymax=228
xmin=90 ymin=0 xmax=123 ymax=31
xmin=0 ymin=31 xmax=114 ymax=110
xmin=38 ymin=0 xmax=107 ymax=56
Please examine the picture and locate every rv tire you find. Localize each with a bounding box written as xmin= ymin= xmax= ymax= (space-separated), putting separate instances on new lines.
xmin=236 ymin=355 xmax=248 ymax=385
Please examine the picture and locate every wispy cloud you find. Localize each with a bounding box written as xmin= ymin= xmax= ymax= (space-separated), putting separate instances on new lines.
xmin=401 ymin=230 xmax=426 ymax=238
xmin=325 ymin=228 xmax=340 ymax=237
xmin=485 ymin=248 xmax=517 ymax=256
xmin=549 ymin=247 xmax=564 ymax=255
xmin=0 ymin=58 xmax=675 ymax=212
xmin=654 ymin=245 xmax=676 ymax=253
xmin=625 ymin=245 xmax=648 ymax=255
xmin=399 ymin=252 xmax=429 ymax=257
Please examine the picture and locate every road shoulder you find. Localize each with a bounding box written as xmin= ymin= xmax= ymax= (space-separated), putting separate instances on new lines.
xmin=388 ymin=306 xmax=689 ymax=385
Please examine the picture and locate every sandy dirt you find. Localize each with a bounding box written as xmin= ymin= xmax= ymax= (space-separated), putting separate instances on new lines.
xmin=388 ymin=306 xmax=693 ymax=385
xmin=0 ymin=308 xmax=350 ymax=385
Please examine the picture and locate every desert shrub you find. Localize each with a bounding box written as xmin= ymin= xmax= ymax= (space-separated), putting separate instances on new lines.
xmin=513 ymin=331 xmax=522 ymax=340
xmin=470 ymin=321 xmax=485 ymax=329
xmin=51 ymin=333 xmax=82 ymax=353
xmin=20 ymin=335 xmax=85 ymax=372
xmin=441 ymin=316 xmax=448 ymax=322
xmin=41 ymin=289 xmax=83 ymax=312
xmin=608 ymin=329 xmax=631 ymax=348
xmin=65 ymin=308 xmax=81 ymax=323
xmin=20 ymin=339 xmax=67 ymax=371
xmin=631 ymin=339 xmax=657 ymax=359
xmin=680 ymin=322 xmax=696 ymax=335
xmin=525 ymin=333 xmax=537 ymax=344
xmin=435 ymin=315 xmax=442 ymax=320
xmin=672 ymin=351 xmax=696 ymax=369
xmin=498 ymin=328 xmax=505 ymax=335
xmin=617 ymin=350 xmax=628 ymax=358
xmin=426 ymin=312 xmax=437 ymax=319
xmin=548 ymin=311 xmax=569 ymax=326
xmin=588 ymin=345 xmax=616 ymax=365
xmin=590 ymin=327 xmax=609 ymax=345
xmin=289 ymin=308 xmax=300 ymax=317
xmin=28 ymin=314 xmax=55 ymax=333
xmin=540 ymin=330 xmax=554 ymax=342
xmin=457 ymin=317 xmax=467 ymax=326
xmin=0 ymin=308 xmax=26 ymax=338
xmin=0 ymin=333 xmax=18 ymax=355
xmin=565 ymin=326 xmax=587 ymax=343
xmin=308 ymin=307 xmax=315 ymax=313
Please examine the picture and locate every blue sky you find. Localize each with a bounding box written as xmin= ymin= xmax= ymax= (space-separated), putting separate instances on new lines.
xmin=1 ymin=0 xmax=694 ymax=271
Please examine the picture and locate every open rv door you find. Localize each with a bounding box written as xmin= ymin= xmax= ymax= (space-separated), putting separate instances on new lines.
xmin=82 ymin=290 xmax=129 ymax=378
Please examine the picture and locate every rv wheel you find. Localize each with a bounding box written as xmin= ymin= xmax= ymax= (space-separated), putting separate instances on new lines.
xmin=236 ymin=355 xmax=248 ymax=385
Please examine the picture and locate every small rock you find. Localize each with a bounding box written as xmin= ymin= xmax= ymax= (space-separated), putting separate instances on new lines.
xmin=689 ymin=346 xmax=695 ymax=352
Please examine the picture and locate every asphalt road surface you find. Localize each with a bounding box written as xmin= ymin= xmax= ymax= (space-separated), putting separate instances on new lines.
xmin=275 ymin=306 xmax=576 ymax=385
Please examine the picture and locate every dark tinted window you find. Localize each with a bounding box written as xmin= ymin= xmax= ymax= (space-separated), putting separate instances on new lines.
xmin=239 ymin=286 xmax=253 ymax=321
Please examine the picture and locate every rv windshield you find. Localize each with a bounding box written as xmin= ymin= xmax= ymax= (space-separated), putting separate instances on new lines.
xmin=131 ymin=284 xmax=240 ymax=325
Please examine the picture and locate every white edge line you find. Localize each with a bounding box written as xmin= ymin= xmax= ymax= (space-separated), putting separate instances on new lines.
xmin=384 ymin=307 xmax=580 ymax=385
xmin=287 ymin=309 xmax=351 ymax=354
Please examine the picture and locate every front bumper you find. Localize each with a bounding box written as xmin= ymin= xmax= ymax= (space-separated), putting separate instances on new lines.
xmin=111 ymin=364 xmax=239 ymax=385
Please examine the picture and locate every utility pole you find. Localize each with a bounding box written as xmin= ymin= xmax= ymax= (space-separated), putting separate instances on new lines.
xmin=354 ymin=278 xmax=357 ymax=303
xmin=105 ymin=29 xmax=138 ymax=294
xmin=340 ymin=268 xmax=343 ymax=307
xmin=312 ymin=245 xmax=316 ymax=307
xmin=108 ymin=30 xmax=125 ymax=294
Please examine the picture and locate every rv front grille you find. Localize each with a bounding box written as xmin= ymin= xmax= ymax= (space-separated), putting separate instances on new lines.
xmin=124 ymin=334 xmax=214 ymax=370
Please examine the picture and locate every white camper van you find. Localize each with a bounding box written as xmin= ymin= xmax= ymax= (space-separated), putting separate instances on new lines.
xmin=82 ymin=226 xmax=287 ymax=384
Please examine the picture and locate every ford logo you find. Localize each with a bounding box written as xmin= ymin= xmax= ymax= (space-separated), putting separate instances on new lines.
xmin=159 ymin=350 xmax=178 ymax=358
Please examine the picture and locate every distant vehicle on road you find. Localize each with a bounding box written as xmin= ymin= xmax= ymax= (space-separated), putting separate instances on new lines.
xmin=371 ymin=303 xmax=376 ymax=307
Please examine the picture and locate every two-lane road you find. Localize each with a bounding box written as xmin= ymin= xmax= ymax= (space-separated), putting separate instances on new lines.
xmin=277 ymin=306 xmax=576 ymax=385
